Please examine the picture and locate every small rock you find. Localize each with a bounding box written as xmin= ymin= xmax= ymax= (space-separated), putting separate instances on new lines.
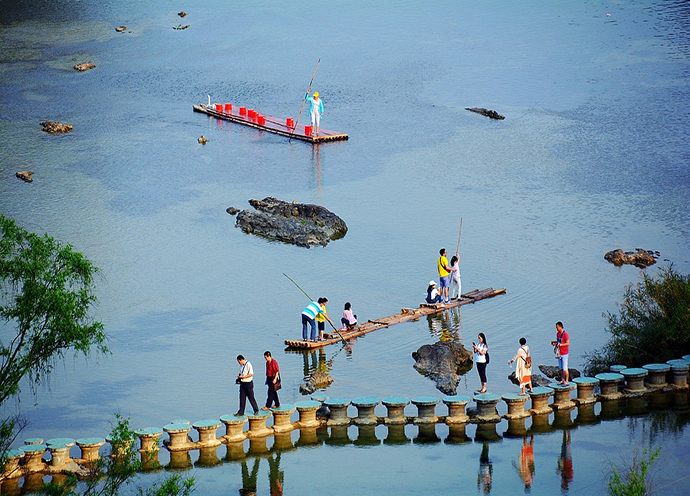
xmin=41 ymin=121 xmax=73 ymax=134
xmin=115 ymin=25 xmax=126 ymax=32
xmin=508 ymin=371 xmax=550 ymax=388
xmin=538 ymin=365 xmax=581 ymax=380
xmin=226 ymin=207 xmax=240 ymax=215
xmin=604 ymin=248 xmax=657 ymax=268
xmin=174 ymin=24 xmax=190 ymax=30
xmin=178 ymin=11 xmax=187 ymax=18
xmin=299 ymin=370 xmax=333 ymax=395
xmin=466 ymin=107 xmax=505 ymax=120
xmin=198 ymin=135 xmax=207 ymax=144
xmin=74 ymin=62 xmax=96 ymax=72
xmin=16 ymin=171 xmax=34 ymax=183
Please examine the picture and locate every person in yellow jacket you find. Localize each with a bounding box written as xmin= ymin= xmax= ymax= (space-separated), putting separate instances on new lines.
xmin=437 ymin=248 xmax=452 ymax=303
xmin=315 ymin=297 xmax=334 ymax=341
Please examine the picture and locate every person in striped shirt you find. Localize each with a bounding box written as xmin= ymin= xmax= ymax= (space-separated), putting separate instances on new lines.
xmin=302 ymin=297 xmax=333 ymax=341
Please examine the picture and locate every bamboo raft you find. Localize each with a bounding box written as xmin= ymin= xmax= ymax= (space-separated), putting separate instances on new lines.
xmin=193 ymin=103 xmax=348 ymax=143
xmin=285 ymin=287 xmax=506 ymax=349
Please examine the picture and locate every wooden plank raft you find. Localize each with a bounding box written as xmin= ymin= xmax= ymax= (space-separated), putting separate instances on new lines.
xmin=284 ymin=287 xmax=506 ymax=349
xmin=193 ymin=104 xmax=348 ymax=143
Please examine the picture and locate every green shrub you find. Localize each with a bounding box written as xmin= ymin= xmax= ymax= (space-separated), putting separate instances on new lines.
xmin=608 ymin=447 xmax=660 ymax=496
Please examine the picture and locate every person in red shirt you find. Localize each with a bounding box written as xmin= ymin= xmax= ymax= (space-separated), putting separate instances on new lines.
xmin=262 ymin=351 xmax=281 ymax=410
xmin=551 ymin=321 xmax=570 ymax=385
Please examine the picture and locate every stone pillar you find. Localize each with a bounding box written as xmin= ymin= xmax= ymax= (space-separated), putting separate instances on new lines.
xmin=573 ymin=377 xmax=599 ymax=405
xmin=667 ymin=359 xmax=689 ymax=388
xmin=501 ymin=393 xmax=530 ymax=420
xmin=324 ymin=398 xmax=352 ymax=426
xmin=18 ymin=444 xmax=47 ymax=473
xmin=411 ymin=397 xmax=439 ymax=424
xmin=443 ymin=395 xmax=470 ymax=424
xmin=245 ymin=412 xmax=272 ymax=439
xmin=595 ymin=372 xmax=624 ymax=400
xmin=528 ymin=387 xmax=554 ymax=415
xmin=295 ymin=400 xmax=322 ymax=428
xmin=133 ymin=428 xmax=163 ymax=457
xmin=192 ymin=419 xmax=222 ymax=446
xmin=271 ymin=404 xmax=296 ymax=433
xmin=76 ymin=438 xmax=105 ymax=464
xmin=311 ymin=394 xmax=330 ymax=417
xmin=219 ymin=414 xmax=247 ymax=443
xmin=549 ymin=383 xmax=576 ymax=410
xmin=1 ymin=449 xmax=23 ymax=479
xmin=381 ymin=396 xmax=410 ymax=425
xmin=351 ymin=397 xmax=381 ymax=426
xmin=621 ymin=368 xmax=648 ymax=394
xmin=610 ymin=364 xmax=626 ymax=373
xmin=46 ymin=438 xmax=75 ymax=471
xmin=643 ymin=363 xmax=670 ymax=388
xmin=163 ymin=423 xmax=193 ymax=451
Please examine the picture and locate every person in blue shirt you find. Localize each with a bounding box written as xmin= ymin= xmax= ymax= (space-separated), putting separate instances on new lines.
xmin=306 ymin=91 xmax=324 ymax=136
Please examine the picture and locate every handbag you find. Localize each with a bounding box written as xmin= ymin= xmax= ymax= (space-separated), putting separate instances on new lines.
xmin=274 ymin=373 xmax=282 ymax=391
xmin=485 ymin=351 xmax=490 ymax=364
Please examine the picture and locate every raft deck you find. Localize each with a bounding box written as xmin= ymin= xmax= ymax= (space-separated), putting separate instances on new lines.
xmin=193 ymin=104 xmax=348 ymax=143
xmin=285 ymin=287 xmax=506 ymax=349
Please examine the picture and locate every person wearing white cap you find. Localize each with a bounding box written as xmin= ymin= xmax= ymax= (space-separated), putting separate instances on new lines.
xmin=426 ymin=280 xmax=442 ymax=303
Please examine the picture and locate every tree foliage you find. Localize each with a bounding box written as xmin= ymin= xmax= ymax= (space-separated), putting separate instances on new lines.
xmin=0 ymin=215 xmax=107 ymax=405
xmin=585 ymin=266 xmax=690 ymax=374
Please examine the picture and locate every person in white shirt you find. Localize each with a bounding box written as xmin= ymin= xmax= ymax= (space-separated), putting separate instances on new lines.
xmin=235 ymin=355 xmax=259 ymax=416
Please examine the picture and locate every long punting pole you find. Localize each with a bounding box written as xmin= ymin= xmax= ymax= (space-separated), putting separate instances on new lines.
xmin=293 ymin=59 xmax=321 ymax=131
xmin=456 ymin=218 xmax=463 ymax=255
xmin=283 ymin=272 xmax=347 ymax=343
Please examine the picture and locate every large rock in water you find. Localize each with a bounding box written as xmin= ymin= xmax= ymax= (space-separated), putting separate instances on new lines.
xmin=235 ymin=197 xmax=347 ymax=247
xmin=465 ymin=107 xmax=505 ymax=120
xmin=412 ymin=341 xmax=473 ymax=395
xmin=538 ymin=365 xmax=581 ymax=380
xmin=508 ymin=371 xmax=551 ymax=388
xmin=41 ymin=121 xmax=73 ymax=133
xmin=604 ymin=248 xmax=657 ymax=268
xmin=299 ymin=370 xmax=333 ymax=395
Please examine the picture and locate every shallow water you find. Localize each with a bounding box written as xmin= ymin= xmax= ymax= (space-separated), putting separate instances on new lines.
xmin=1 ymin=0 xmax=689 ymax=494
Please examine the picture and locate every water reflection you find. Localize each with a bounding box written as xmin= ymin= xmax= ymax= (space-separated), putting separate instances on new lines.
xmin=477 ymin=442 xmax=493 ymax=494
xmin=556 ymin=431 xmax=573 ymax=493
xmin=311 ymin=144 xmax=322 ymax=198
xmin=426 ymin=307 xmax=462 ymax=341
xmin=268 ymin=452 xmax=284 ymax=496
xmin=513 ymin=435 xmax=535 ymax=493
xmin=239 ymin=457 xmax=260 ymax=496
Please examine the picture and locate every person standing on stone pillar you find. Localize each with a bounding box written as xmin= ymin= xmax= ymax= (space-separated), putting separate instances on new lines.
xmin=235 ymin=354 xmax=259 ymax=416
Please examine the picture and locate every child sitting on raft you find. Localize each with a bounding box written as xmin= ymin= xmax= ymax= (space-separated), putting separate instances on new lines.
xmin=340 ymin=302 xmax=357 ymax=331
xmin=426 ymin=280 xmax=442 ymax=303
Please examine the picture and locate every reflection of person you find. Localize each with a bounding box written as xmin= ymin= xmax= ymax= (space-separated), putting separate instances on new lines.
xmin=262 ymin=351 xmax=280 ymax=410
xmin=239 ymin=457 xmax=260 ymax=496
xmin=340 ymin=302 xmax=357 ymax=330
xmin=450 ymin=255 xmax=461 ymax=299
xmin=306 ymin=91 xmax=324 ymax=136
xmin=437 ymin=248 xmax=452 ymax=303
xmin=472 ymin=333 xmax=488 ymax=393
xmin=551 ymin=321 xmax=570 ymax=385
xmin=513 ymin=435 xmax=535 ymax=491
xmin=426 ymin=280 xmax=442 ymax=303
xmin=235 ymin=355 xmax=259 ymax=416
xmin=477 ymin=441 xmax=492 ymax=494
xmin=268 ymin=451 xmax=284 ymax=496
xmin=557 ymin=430 xmax=573 ymax=492
xmin=509 ymin=337 xmax=533 ymax=395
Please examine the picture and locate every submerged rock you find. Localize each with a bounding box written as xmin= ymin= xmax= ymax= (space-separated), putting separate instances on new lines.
xmin=178 ymin=11 xmax=188 ymax=18
xmin=174 ymin=24 xmax=190 ymax=30
xmin=466 ymin=107 xmax=505 ymax=120
xmin=235 ymin=197 xmax=347 ymax=247
xmin=412 ymin=341 xmax=473 ymax=395
xmin=508 ymin=371 xmax=550 ymax=388
xmin=74 ymin=62 xmax=95 ymax=72
xmin=41 ymin=121 xmax=72 ymax=134
xmin=299 ymin=370 xmax=333 ymax=395
xmin=226 ymin=206 xmax=240 ymax=215
xmin=604 ymin=248 xmax=657 ymax=268
xmin=16 ymin=171 xmax=34 ymax=183
xmin=115 ymin=25 xmax=126 ymax=32
xmin=538 ymin=365 xmax=581 ymax=380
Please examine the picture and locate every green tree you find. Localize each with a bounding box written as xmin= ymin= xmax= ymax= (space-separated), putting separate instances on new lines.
xmin=0 ymin=214 xmax=107 ymax=404
xmin=585 ymin=266 xmax=690 ymax=374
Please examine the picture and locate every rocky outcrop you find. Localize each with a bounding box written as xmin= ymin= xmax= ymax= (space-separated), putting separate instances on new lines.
xmin=299 ymin=370 xmax=333 ymax=395
xmin=466 ymin=108 xmax=505 ymax=120
xmin=508 ymin=371 xmax=550 ymax=388
xmin=412 ymin=341 xmax=473 ymax=395
xmin=16 ymin=171 xmax=34 ymax=183
xmin=74 ymin=62 xmax=95 ymax=72
xmin=235 ymin=197 xmax=347 ymax=248
xmin=538 ymin=365 xmax=581 ymax=381
xmin=604 ymin=249 xmax=657 ymax=268
xmin=41 ymin=121 xmax=72 ymax=134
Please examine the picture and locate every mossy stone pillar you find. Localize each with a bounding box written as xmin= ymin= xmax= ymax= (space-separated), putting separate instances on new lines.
xmin=1 ymin=449 xmax=22 ymax=479
xmin=324 ymin=398 xmax=352 ymax=426
xmin=352 ymin=397 xmax=381 ymax=426
xmin=46 ymin=438 xmax=75 ymax=470
xmin=271 ymin=404 xmax=296 ymax=433
xmin=595 ymin=373 xmax=624 ymax=400
xmin=76 ymin=438 xmax=105 ymax=464
xmin=501 ymin=393 xmax=530 ymax=420
xmin=133 ymin=428 xmax=163 ymax=457
xmin=163 ymin=423 xmax=193 ymax=451
xmin=528 ymin=387 xmax=553 ymax=415
xmin=443 ymin=395 xmax=471 ymax=424
xmin=667 ymin=359 xmax=689 ymax=388
xmin=621 ymin=367 xmax=648 ymax=394
xmin=18 ymin=444 xmax=46 ymax=473
xmin=572 ymin=377 xmax=599 ymax=405
xmin=382 ymin=396 xmax=410 ymax=425
xmin=295 ymin=400 xmax=322 ymax=428
xmin=245 ymin=411 xmax=272 ymax=439
xmin=643 ymin=363 xmax=670 ymax=388
xmin=411 ymin=396 xmax=439 ymax=424
xmin=311 ymin=394 xmax=330 ymax=417
xmin=549 ymin=383 xmax=576 ymax=410
xmin=219 ymin=414 xmax=247 ymax=443
xmin=193 ymin=419 xmax=222 ymax=446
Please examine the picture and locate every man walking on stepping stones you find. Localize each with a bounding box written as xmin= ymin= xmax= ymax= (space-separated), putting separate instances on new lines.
xmin=552 ymin=321 xmax=570 ymax=385
xmin=236 ymin=354 xmax=259 ymax=416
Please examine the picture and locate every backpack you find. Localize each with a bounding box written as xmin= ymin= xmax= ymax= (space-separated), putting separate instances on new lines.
xmin=525 ymin=355 xmax=532 ymax=368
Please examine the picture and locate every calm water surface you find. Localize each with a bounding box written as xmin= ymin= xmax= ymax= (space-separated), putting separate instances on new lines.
xmin=1 ymin=0 xmax=689 ymax=494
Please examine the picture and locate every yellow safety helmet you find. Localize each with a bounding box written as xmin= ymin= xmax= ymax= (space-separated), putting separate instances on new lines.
xmin=313 ymin=92 xmax=319 ymax=97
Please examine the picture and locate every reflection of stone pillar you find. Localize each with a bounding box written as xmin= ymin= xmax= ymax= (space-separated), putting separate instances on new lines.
xmin=223 ymin=441 xmax=246 ymax=462
xmin=271 ymin=404 xmax=296 ymax=433
xmin=573 ymin=377 xmax=599 ymax=405
xmin=193 ymin=420 xmax=222 ymax=446
xmin=248 ymin=437 xmax=270 ymax=456
xmin=384 ymin=424 xmax=410 ymax=445
xmin=621 ymin=368 xmax=648 ymax=394
xmin=326 ymin=425 xmax=352 ymax=446
xmin=667 ymin=360 xmax=689 ymax=388
xmin=599 ymin=399 xmax=624 ymax=421
xmin=19 ymin=444 xmax=47 ymax=473
xmin=76 ymin=437 xmax=105 ymax=464
xmin=502 ymin=393 xmax=530 ymax=420
xmin=296 ymin=427 xmax=319 ymax=447
xmin=163 ymin=423 xmax=193 ymax=451
xmin=673 ymin=391 xmax=690 ymax=411
xmin=552 ymin=409 xmax=574 ymax=429
xmin=196 ymin=446 xmax=221 ymax=467
xmin=382 ymin=396 xmax=410 ymax=425
xmin=446 ymin=423 xmax=471 ymax=444
xmin=168 ymin=450 xmax=193 ymax=470
xmin=352 ymin=397 xmax=381 ymax=425
xmin=245 ymin=411 xmax=272 ymax=439
xmin=595 ymin=373 xmax=623 ymax=401
xmin=549 ymin=383 xmax=576 ymax=410
xmin=220 ymin=414 xmax=247 ymax=443
xmin=624 ymin=396 xmax=647 ymax=417
xmin=529 ymin=414 xmax=554 ymax=434
xmin=324 ymin=398 xmax=352 ymax=426
xmin=643 ymin=363 xmax=670 ymax=389
xmin=23 ymin=473 xmax=45 ymax=493
xmin=503 ymin=418 xmax=528 ymax=438
xmin=354 ymin=424 xmax=380 ymax=446
xmin=0 ymin=478 xmax=21 ymax=496
xmin=575 ymin=403 xmax=600 ymax=426
xmin=472 ymin=393 xmax=501 ymax=422
xmin=411 ymin=396 xmax=440 ymax=424
xmin=443 ymin=395 xmax=471 ymax=424
xmin=272 ymin=431 xmax=295 ymax=451
xmin=295 ymin=400 xmax=322 ymax=428
xmin=647 ymin=391 xmax=671 ymax=411
xmin=413 ymin=423 xmax=440 ymax=444
xmin=474 ymin=422 xmax=501 ymax=442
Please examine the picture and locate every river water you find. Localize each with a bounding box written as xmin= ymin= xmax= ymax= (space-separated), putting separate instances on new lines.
xmin=1 ymin=1 xmax=689 ymax=494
